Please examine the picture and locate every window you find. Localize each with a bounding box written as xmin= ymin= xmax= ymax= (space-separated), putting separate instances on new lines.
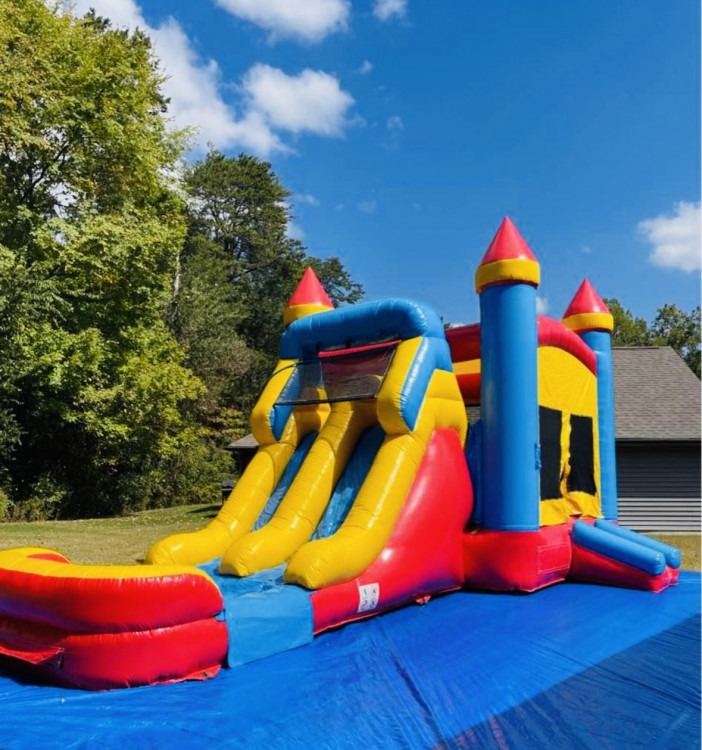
xmin=539 ymin=406 xmax=562 ymax=501
xmin=567 ymin=414 xmax=597 ymax=495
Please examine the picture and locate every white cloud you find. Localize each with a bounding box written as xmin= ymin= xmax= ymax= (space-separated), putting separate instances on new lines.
xmin=357 ymin=200 xmax=378 ymax=214
xmin=286 ymin=221 xmax=305 ymax=241
xmin=297 ymin=193 xmax=320 ymax=206
xmin=226 ymin=110 xmax=290 ymax=157
xmin=373 ymin=0 xmax=407 ymax=21
xmin=536 ymin=296 xmax=549 ymax=315
xmin=64 ymin=1 xmax=355 ymax=157
xmin=358 ymin=60 xmax=373 ymax=75
xmin=243 ymin=64 xmax=355 ymax=136
xmin=214 ymin=0 xmax=349 ymax=43
xmin=67 ymin=0 xmax=282 ymax=154
xmin=581 ymin=245 xmax=592 ymax=254
xmin=335 ymin=203 xmax=345 ymax=211
xmin=638 ymin=201 xmax=701 ymax=273
xmin=152 ymin=19 xmax=288 ymax=153
xmin=382 ymin=115 xmax=404 ymax=151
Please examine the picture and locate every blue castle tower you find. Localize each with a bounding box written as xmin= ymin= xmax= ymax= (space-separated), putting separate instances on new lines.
xmin=475 ymin=218 xmax=541 ymax=531
xmin=562 ymin=280 xmax=618 ymax=520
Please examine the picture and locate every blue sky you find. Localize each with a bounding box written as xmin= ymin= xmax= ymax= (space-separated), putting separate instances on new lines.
xmin=71 ymin=0 xmax=700 ymax=326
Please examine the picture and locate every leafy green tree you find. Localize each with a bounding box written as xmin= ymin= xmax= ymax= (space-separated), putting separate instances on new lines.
xmin=604 ymin=298 xmax=652 ymax=347
xmin=606 ymin=297 xmax=700 ymax=378
xmin=0 ymin=1 xmax=204 ymax=517
xmin=179 ymin=150 xmax=363 ymax=411
xmin=650 ymin=304 xmax=701 ymax=377
xmin=309 ymin=256 xmax=364 ymax=307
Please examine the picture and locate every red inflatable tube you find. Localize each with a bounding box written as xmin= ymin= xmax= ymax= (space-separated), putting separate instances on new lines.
xmin=0 ymin=550 xmax=228 ymax=689
xmin=0 ymin=559 xmax=223 ymax=633
xmin=0 ymin=614 xmax=228 ymax=690
xmin=455 ymin=371 xmax=481 ymax=405
xmin=569 ymin=544 xmax=680 ymax=592
xmin=312 ymin=428 xmax=473 ymax=633
xmin=537 ymin=317 xmax=596 ymax=374
xmin=447 ymin=318 xmax=596 ymax=374
xmin=445 ymin=323 xmax=481 ymax=363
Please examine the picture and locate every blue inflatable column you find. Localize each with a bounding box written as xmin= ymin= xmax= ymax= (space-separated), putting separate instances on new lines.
xmin=563 ymin=281 xmax=618 ymax=520
xmin=476 ymin=218 xmax=541 ymax=531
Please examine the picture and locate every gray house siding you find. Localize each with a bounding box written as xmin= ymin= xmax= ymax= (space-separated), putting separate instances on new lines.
xmin=616 ymin=441 xmax=701 ymax=532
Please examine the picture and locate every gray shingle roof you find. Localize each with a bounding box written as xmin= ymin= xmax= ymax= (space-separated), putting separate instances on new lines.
xmin=228 ymin=433 xmax=259 ymax=450
xmin=612 ymin=346 xmax=700 ymax=441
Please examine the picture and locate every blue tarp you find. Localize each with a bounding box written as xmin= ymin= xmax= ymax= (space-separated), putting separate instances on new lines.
xmin=0 ymin=572 xmax=698 ymax=749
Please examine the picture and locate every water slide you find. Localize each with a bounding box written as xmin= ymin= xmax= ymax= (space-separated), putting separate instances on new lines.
xmin=149 ymin=298 xmax=473 ymax=640
xmin=0 ymin=222 xmax=683 ymax=692
xmin=151 ymin=299 xmax=467 ymax=570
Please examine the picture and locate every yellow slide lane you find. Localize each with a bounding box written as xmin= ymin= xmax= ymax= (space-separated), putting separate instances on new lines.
xmin=219 ymin=400 xmax=377 ymax=576
xmin=284 ymin=432 xmax=425 ymax=588
xmin=285 ymin=368 xmax=466 ymax=589
xmin=146 ymin=441 xmax=296 ymax=566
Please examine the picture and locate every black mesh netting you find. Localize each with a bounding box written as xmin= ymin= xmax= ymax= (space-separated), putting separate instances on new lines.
xmin=276 ymin=345 xmax=397 ymax=405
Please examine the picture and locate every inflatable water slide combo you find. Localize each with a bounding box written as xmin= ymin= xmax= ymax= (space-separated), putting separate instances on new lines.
xmin=0 ymin=218 xmax=681 ymax=690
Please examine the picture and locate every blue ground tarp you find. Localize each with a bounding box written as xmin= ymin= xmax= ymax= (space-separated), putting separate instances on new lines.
xmin=0 ymin=572 xmax=699 ymax=750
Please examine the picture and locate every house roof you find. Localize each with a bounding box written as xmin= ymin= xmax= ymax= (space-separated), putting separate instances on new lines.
xmin=228 ymin=346 xmax=701 ymax=449
xmin=228 ymin=433 xmax=259 ymax=450
xmin=612 ymin=346 xmax=700 ymax=441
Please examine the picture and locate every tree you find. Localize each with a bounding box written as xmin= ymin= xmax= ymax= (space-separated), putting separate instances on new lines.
xmin=605 ymin=298 xmax=700 ymax=378
xmin=0 ymin=1 xmax=203 ymax=517
xmin=309 ymin=256 xmax=364 ymax=307
xmin=179 ymin=150 xmax=363 ymax=411
xmin=604 ymin=298 xmax=652 ymax=347
xmin=650 ymin=305 xmax=701 ymax=378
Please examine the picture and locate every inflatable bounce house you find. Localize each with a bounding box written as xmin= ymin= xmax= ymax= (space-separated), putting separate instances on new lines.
xmin=0 ymin=218 xmax=681 ymax=690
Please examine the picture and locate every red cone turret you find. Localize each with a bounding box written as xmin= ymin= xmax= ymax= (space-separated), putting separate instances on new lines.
xmin=475 ymin=217 xmax=540 ymax=292
xmin=284 ymin=267 xmax=334 ymax=327
xmin=562 ymin=279 xmax=614 ymax=333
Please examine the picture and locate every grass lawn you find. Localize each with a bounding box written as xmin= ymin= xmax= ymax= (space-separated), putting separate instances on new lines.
xmin=648 ymin=532 xmax=701 ymax=572
xmin=0 ymin=506 xmax=699 ymax=571
xmin=0 ymin=504 xmax=220 ymax=564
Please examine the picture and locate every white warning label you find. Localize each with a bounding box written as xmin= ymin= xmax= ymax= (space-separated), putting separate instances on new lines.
xmin=357 ymin=583 xmax=380 ymax=613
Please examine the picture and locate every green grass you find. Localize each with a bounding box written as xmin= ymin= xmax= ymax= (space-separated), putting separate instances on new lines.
xmin=0 ymin=504 xmax=220 ymax=564
xmin=0 ymin=506 xmax=699 ymax=571
xmin=647 ymin=533 xmax=700 ymax=572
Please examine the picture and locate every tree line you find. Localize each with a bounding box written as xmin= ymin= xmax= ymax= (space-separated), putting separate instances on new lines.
xmin=0 ymin=3 xmax=697 ymax=521
xmin=0 ymin=2 xmax=361 ymax=519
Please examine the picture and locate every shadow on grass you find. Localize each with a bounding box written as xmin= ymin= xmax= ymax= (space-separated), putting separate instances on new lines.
xmin=186 ymin=504 xmax=220 ymax=518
